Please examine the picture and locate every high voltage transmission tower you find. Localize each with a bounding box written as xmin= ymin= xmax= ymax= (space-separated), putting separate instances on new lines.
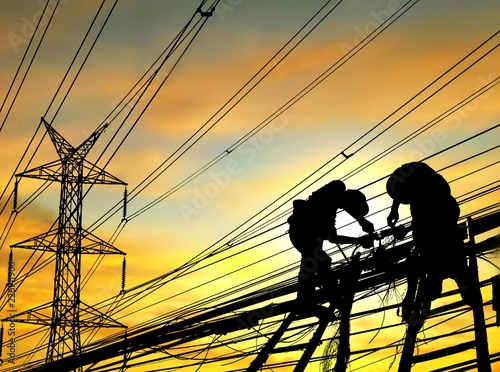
xmin=8 ymin=118 xmax=127 ymax=368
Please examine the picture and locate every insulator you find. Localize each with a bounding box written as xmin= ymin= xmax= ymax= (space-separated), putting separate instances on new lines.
xmin=13 ymin=180 xmax=18 ymax=211
xmin=122 ymin=187 xmax=128 ymax=220
xmin=121 ymin=257 xmax=127 ymax=292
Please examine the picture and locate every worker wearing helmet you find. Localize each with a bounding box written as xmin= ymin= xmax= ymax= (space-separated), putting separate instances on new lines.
xmin=287 ymin=180 xmax=374 ymax=308
xmin=386 ymin=161 xmax=473 ymax=320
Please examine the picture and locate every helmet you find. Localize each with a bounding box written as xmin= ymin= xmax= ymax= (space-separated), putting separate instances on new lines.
xmin=309 ymin=180 xmax=346 ymax=203
xmin=386 ymin=162 xmax=442 ymax=204
xmin=342 ymin=189 xmax=369 ymax=217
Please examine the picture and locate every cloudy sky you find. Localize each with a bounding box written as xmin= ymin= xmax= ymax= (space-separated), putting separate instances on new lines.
xmin=0 ymin=0 xmax=499 ymax=370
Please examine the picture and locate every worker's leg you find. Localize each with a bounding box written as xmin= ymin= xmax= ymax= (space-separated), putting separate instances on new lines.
xmin=401 ymin=253 xmax=420 ymax=322
xmin=297 ymin=254 xmax=318 ymax=302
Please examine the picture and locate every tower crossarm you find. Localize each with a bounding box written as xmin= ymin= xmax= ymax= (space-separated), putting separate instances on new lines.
xmin=10 ymin=228 xmax=59 ymax=253
xmin=42 ymin=118 xmax=110 ymax=162
xmin=10 ymin=228 xmax=126 ymax=255
xmin=81 ymin=230 xmax=126 ymax=255
xmin=79 ymin=301 xmax=127 ymax=328
xmin=2 ymin=301 xmax=53 ymax=327
xmin=2 ymin=301 xmax=127 ymax=329
xmin=82 ymin=160 xmax=126 ymax=185
xmin=16 ymin=159 xmax=65 ymax=182
xmin=15 ymin=158 xmax=126 ymax=186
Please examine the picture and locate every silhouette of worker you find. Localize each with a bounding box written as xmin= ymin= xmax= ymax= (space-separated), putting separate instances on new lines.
xmin=287 ymin=180 xmax=374 ymax=309
xmin=386 ymin=161 xmax=473 ymax=320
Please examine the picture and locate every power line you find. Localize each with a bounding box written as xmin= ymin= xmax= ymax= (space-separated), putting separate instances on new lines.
xmin=45 ymin=0 xmax=119 ymax=123
xmin=81 ymin=125 xmax=499 ymax=333
xmin=2 ymin=113 xmax=496 ymax=348
xmin=0 ymin=0 xmax=120 ymax=250
xmin=0 ymin=0 xmax=59 ymax=133
xmin=121 ymin=0 xmax=421 ymax=224
xmin=111 ymin=0 xmax=498 ymax=255
xmin=342 ymin=75 xmax=500 ymax=182
xmin=76 ymin=1 xmax=222 ymax=239
xmin=1 ymin=2 xmax=499 ymax=370
xmin=86 ymin=0 xmax=348 ymax=233
xmin=78 ymin=3 xmax=426 ymax=303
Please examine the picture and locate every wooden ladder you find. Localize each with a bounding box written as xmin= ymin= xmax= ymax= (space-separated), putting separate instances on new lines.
xmin=246 ymin=306 xmax=333 ymax=372
xmin=246 ymin=254 xmax=362 ymax=372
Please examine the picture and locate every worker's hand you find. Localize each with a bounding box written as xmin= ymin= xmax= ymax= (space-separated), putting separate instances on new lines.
xmin=392 ymin=225 xmax=407 ymax=240
xmin=359 ymin=219 xmax=374 ymax=234
xmin=358 ymin=234 xmax=374 ymax=248
xmin=387 ymin=210 xmax=399 ymax=227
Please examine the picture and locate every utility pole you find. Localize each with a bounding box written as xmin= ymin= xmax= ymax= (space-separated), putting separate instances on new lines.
xmin=10 ymin=118 xmax=127 ymax=369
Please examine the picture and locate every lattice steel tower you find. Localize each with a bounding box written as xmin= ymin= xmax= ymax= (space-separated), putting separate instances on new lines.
xmin=10 ymin=118 xmax=127 ymax=368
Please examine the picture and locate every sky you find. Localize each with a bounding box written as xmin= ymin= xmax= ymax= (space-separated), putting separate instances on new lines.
xmin=0 ymin=0 xmax=499 ymax=370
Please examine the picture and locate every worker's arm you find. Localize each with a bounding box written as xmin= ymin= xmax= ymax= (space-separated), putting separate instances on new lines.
xmin=356 ymin=216 xmax=374 ymax=234
xmin=387 ymin=200 xmax=400 ymax=227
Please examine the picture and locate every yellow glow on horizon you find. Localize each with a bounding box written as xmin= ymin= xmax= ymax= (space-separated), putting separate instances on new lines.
xmin=0 ymin=0 xmax=498 ymax=370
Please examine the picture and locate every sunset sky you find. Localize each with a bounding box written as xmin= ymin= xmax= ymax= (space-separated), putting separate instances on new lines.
xmin=0 ymin=0 xmax=499 ymax=370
